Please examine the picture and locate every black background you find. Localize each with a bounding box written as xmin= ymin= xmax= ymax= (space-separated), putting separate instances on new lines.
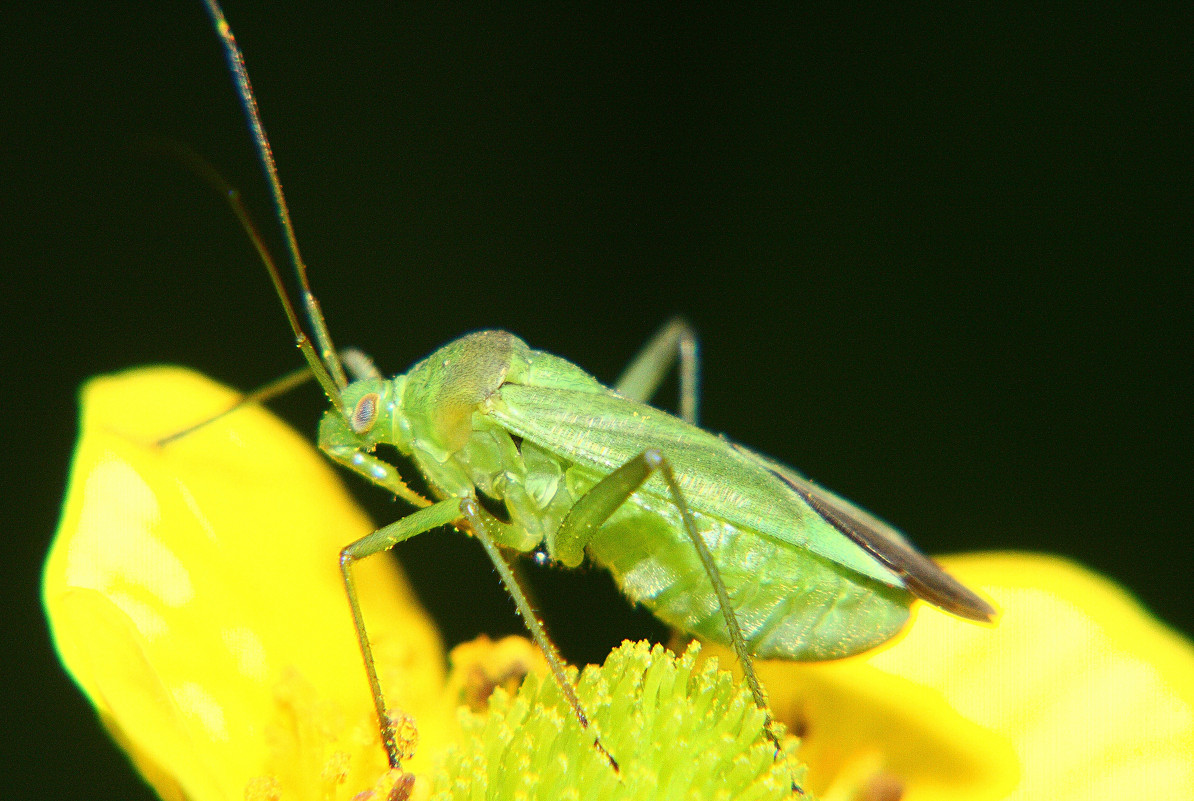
xmin=5 ymin=4 xmax=1190 ymax=800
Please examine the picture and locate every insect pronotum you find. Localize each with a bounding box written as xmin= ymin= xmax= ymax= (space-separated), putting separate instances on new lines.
xmin=197 ymin=0 xmax=995 ymax=778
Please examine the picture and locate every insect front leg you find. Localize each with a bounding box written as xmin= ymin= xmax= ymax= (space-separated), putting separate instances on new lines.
xmin=554 ymin=449 xmax=784 ymax=758
xmin=340 ymin=499 xmax=465 ymax=768
xmin=614 ymin=317 xmax=700 ymax=424
xmin=341 ymin=491 xmax=625 ymax=777
xmin=321 ymin=435 xmax=432 ymax=511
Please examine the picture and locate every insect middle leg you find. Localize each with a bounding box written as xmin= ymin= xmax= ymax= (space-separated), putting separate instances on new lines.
xmin=614 ymin=317 xmax=700 ymax=425
xmin=553 ymin=448 xmax=784 ymax=757
xmin=341 ymin=496 xmax=617 ymax=771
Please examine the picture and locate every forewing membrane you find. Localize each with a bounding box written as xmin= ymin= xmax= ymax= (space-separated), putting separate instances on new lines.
xmin=488 ymin=383 xmax=905 ymax=588
xmin=733 ymin=442 xmax=996 ymax=622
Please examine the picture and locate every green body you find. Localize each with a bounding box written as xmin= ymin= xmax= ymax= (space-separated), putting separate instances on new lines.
xmin=201 ymin=0 xmax=993 ymax=770
xmin=325 ymin=330 xmax=916 ymax=660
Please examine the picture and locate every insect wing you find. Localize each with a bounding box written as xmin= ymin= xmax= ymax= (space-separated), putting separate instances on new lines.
xmin=488 ymin=383 xmax=905 ymax=589
xmin=733 ymin=442 xmax=997 ymax=622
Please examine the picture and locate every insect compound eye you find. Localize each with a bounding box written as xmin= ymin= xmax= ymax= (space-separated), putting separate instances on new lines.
xmin=350 ymin=392 xmax=381 ymax=435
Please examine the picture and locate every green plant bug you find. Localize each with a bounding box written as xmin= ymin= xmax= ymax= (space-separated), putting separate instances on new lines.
xmin=198 ymin=0 xmax=995 ymax=775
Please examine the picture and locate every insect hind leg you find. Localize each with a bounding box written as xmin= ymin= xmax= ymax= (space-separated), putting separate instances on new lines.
xmin=554 ymin=449 xmax=789 ymax=766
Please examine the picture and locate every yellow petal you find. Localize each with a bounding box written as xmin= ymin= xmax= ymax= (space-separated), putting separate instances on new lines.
xmin=44 ymin=367 xmax=448 ymax=801
xmin=870 ymin=552 xmax=1194 ymax=800
xmin=754 ymin=644 xmax=1018 ymax=801
xmin=740 ymin=551 xmax=1194 ymax=800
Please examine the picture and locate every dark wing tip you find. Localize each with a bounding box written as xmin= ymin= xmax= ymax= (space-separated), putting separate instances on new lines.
xmin=900 ymin=560 xmax=998 ymax=622
xmin=774 ymin=466 xmax=997 ymax=622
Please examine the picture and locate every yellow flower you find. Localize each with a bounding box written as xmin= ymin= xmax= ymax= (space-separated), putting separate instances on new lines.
xmin=43 ymin=367 xmax=800 ymax=801
xmin=43 ymin=366 xmax=448 ymax=801
xmin=47 ymin=367 xmax=1194 ymax=800
xmin=723 ymin=553 xmax=1194 ymax=800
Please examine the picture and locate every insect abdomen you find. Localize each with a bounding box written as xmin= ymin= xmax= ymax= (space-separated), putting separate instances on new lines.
xmin=582 ymin=490 xmax=914 ymax=660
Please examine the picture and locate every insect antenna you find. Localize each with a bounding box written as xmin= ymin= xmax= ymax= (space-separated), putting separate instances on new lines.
xmin=156 ymin=363 xmax=314 ymax=447
xmin=202 ymin=0 xmax=349 ymax=408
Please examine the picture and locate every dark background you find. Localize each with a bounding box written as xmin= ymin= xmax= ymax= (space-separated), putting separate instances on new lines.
xmin=5 ymin=4 xmax=1189 ymax=800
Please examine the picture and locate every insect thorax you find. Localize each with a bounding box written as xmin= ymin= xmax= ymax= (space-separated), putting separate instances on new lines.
xmin=390 ymin=330 xmax=601 ymax=554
